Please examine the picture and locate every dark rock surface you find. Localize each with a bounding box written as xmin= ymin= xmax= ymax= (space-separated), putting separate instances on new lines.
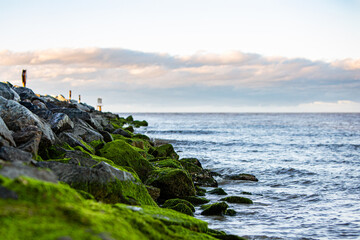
xmin=0 ymin=116 xmax=16 ymax=147
xmin=0 ymin=82 xmax=20 ymax=101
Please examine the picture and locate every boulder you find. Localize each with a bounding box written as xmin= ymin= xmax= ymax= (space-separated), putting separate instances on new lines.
xmin=208 ymin=188 xmax=228 ymax=195
xmin=12 ymin=125 xmax=42 ymax=155
xmin=145 ymin=168 xmax=196 ymax=201
xmin=70 ymin=119 xmax=103 ymax=143
xmin=0 ymin=82 xmax=20 ymax=101
xmin=179 ymin=158 xmax=218 ymax=187
xmin=112 ymin=128 xmax=132 ymax=138
xmin=99 ymin=130 xmax=113 ymax=143
xmin=98 ymin=140 xmax=154 ymax=181
xmin=183 ymin=196 xmax=210 ymax=205
xmin=220 ymin=196 xmax=253 ymax=204
xmin=49 ymin=112 xmax=74 ymax=133
xmin=0 ymin=162 xmax=58 ymax=183
xmin=0 ymin=97 xmax=55 ymax=146
xmin=152 ymin=144 xmax=179 ymax=160
xmin=225 ymin=173 xmax=259 ymax=182
xmin=58 ymin=132 xmax=94 ymax=154
xmin=0 ymin=146 xmax=33 ymax=163
xmin=162 ymin=198 xmax=195 ymax=212
xmin=36 ymin=161 xmax=156 ymax=206
xmin=13 ymin=87 xmax=37 ymax=101
xmin=0 ymin=116 xmax=16 ymax=147
xmin=200 ymin=202 xmax=229 ymax=216
xmin=51 ymin=108 xmax=100 ymax=130
xmin=145 ymin=185 xmax=161 ymax=202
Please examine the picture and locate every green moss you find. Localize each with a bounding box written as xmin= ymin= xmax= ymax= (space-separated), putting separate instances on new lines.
xmin=208 ymin=188 xmax=228 ymax=195
xmin=183 ymin=196 xmax=210 ymax=205
xmin=153 ymin=144 xmax=179 ymax=160
xmin=200 ymin=202 xmax=229 ymax=216
xmin=79 ymin=139 xmax=95 ymax=154
xmin=219 ymin=196 xmax=253 ymax=204
xmin=153 ymin=159 xmax=183 ymax=169
xmin=98 ymin=140 xmax=154 ymax=181
xmin=167 ymin=203 xmax=194 ymax=216
xmin=162 ymin=198 xmax=195 ymax=212
xmin=196 ymin=186 xmax=207 ymax=196
xmin=76 ymin=189 xmax=95 ymax=200
xmin=133 ymin=133 xmax=150 ymax=141
xmin=110 ymin=118 xmax=127 ymax=129
xmin=89 ymin=140 xmax=105 ymax=150
xmin=225 ymin=209 xmax=237 ymax=216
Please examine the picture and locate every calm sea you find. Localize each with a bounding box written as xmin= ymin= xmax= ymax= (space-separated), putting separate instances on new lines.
xmin=125 ymin=113 xmax=360 ymax=240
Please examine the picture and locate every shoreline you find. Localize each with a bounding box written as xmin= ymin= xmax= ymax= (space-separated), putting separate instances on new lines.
xmin=0 ymin=82 xmax=251 ymax=240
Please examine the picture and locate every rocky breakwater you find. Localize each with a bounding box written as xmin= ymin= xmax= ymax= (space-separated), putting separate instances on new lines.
xmin=0 ymin=82 xmax=246 ymax=240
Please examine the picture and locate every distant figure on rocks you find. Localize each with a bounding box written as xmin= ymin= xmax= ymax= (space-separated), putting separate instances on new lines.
xmin=22 ymin=69 xmax=27 ymax=87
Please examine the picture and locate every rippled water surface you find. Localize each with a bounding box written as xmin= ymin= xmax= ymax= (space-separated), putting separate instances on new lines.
xmin=127 ymin=113 xmax=360 ymax=240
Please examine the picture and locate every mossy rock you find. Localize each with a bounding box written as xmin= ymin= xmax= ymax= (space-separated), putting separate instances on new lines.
xmin=208 ymin=188 xmax=228 ymax=195
xmin=183 ymin=196 xmax=210 ymax=205
xmin=98 ymin=139 xmax=154 ymax=181
xmin=196 ymin=186 xmax=207 ymax=196
xmin=153 ymin=159 xmax=183 ymax=169
xmin=124 ymin=126 xmax=134 ymax=133
xmin=180 ymin=158 xmax=218 ymax=187
xmin=201 ymin=202 xmax=229 ymax=216
xmin=162 ymin=198 xmax=195 ymax=212
xmin=145 ymin=167 xmax=196 ymax=201
xmin=153 ymin=144 xmax=179 ymax=160
xmin=220 ymin=196 xmax=253 ymax=204
xmin=0 ymin=175 xmax=221 ymax=240
xmin=225 ymin=209 xmax=237 ymax=216
xmin=167 ymin=203 xmax=194 ymax=216
xmin=132 ymin=120 xmax=148 ymax=128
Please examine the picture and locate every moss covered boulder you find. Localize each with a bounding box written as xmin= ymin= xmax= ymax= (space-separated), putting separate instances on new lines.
xmin=162 ymin=198 xmax=195 ymax=212
xmin=0 ymin=175 xmax=222 ymax=240
xmin=183 ymin=196 xmax=210 ymax=205
xmin=201 ymin=202 xmax=229 ymax=216
xmin=220 ymin=196 xmax=253 ymax=204
xmin=179 ymin=158 xmax=218 ymax=187
xmin=153 ymin=158 xmax=183 ymax=169
xmin=208 ymin=188 xmax=228 ymax=195
xmin=98 ymin=139 xmax=154 ymax=181
xmin=145 ymin=167 xmax=196 ymax=201
xmin=36 ymin=161 xmax=156 ymax=206
xmin=152 ymin=144 xmax=179 ymax=160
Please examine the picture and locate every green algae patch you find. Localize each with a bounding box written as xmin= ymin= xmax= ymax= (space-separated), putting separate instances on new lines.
xmin=208 ymin=188 xmax=228 ymax=195
xmin=220 ymin=196 xmax=253 ymax=204
xmin=167 ymin=203 xmax=194 ymax=216
xmin=162 ymin=198 xmax=195 ymax=212
xmin=200 ymin=202 xmax=229 ymax=216
xmin=153 ymin=144 xmax=179 ymax=160
xmin=98 ymin=140 xmax=154 ymax=181
xmin=145 ymin=167 xmax=196 ymax=200
xmin=183 ymin=196 xmax=210 ymax=205
xmin=152 ymin=158 xmax=183 ymax=169
xmin=0 ymin=175 xmax=220 ymax=240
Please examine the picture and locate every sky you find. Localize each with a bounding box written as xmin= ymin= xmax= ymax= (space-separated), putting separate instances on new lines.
xmin=1 ymin=0 xmax=360 ymax=112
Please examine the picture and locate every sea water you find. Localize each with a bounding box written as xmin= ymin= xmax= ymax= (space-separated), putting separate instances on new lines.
xmin=127 ymin=113 xmax=360 ymax=240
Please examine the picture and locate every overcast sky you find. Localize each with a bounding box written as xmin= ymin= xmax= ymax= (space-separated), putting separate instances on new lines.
xmin=1 ymin=0 xmax=360 ymax=112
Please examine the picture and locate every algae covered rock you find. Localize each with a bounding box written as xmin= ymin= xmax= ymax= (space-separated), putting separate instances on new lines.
xmin=98 ymin=139 xmax=154 ymax=181
xmin=167 ymin=203 xmax=194 ymax=216
xmin=152 ymin=143 xmax=179 ymax=160
xmin=225 ymin=173 xmax=258 ymax=182
xmin=220 ymin=196 xmax=253 ymax=204
xmin=209 ymin=188 xmax=228 ymax=195
xmin=180 ymin=158 xmax=218 ymax=187
xmin=183 ymin=196 xmax=210 ymax=205
xmin=200 ymin=202 xmax=229 ymax=216
xmin=145 ymin=167 xmax=196 ymax=201
xmin=162 ymin=198 xmax=195 ymax=212
xmin=36 ymin=161 xmax=156 ymax=206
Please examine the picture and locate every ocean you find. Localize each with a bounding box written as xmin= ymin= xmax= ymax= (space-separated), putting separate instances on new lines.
xmin=127 ymin=113 xmax=360 ymax=240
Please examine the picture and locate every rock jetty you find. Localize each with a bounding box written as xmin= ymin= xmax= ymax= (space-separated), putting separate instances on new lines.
xmin=0 ymin=82 xmax=247 ymax=240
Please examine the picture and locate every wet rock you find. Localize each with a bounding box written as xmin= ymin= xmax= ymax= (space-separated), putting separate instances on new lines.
xmin=152 ymin=144 xmax=179 ymax=160
xmin=112 ymin=128 xmax=132 ymax=138
xmin=50 ymin=113 xmax=74 ymax=133
xmin=0 ymin=146 xmax=33 ymax=163
xmin=20 ymin=101 xmax=40 ymax=112
xmin=0 ymin=97 xmax=55 ymax=146
xmin=99 ymin=130 xmax=113 ymax=143
xmin=145 ymin=185 xmax=161 ymax=202
xmin=32 ymin=99 xmax=47 ymax=109
xmin=71 ymin=119 xmax=104 ymax=143
xmin=166 ymin=203 xmax=194 ymax=216
xmin=225 ymin=173 xmax=258 ymax=182
xmin=200 ymin=202 xmax=229 ymax=216
xmin=0 ymin=116 xmax=16 ymax=147
xmin=179 ymin=158 xmax=218 ymax=187
xmin=162 ymin=198 xmax=195 ymax=212
xmin=208 ymin=187 xmax=228 ymax=195
xmin=0 ymin=162 xmax=58 ymax=183
xmin=58 ymin=132 xmax=94 ymax=154
xmin=36 ymin=161 xmax=155 ymax=205
xmin=13 ymin=87 xmax=37 ymax=101
xmin=183 ymin=196 xmax=210 ymax=205
xmin=220 ymin=196 xmax=253 ymax=204
xmin=0 ymin=82 xmax=20 ymax=101
xmin=12 ymin=125 xmax=42 ymax=155
xmin=51 ymin=108 xmax=99 ymax=130
xmin=64 ymin=150 xmax=98 ymax=167
xmin=225 ymin=209 xmax=237 ymax=216
xmin=145 ymin=168 xmax=196 ymax=201
xmin=0 ymin=186 xmax=18 ymax=199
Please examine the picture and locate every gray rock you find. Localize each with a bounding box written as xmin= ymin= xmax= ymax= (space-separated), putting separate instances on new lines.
xmin=12 ymin=125 xmax=42 ymax=155
xmin=0 ymin=97 xmax=55 ymax=146
xmin=51 ymin=108 xmax=99 ymax=130
xmin=0 ymin=116 xmax=16 ymax=147
xmin=99 ymin=130 xmax=113 ymax=143
xmin=225 ymin=173 xmax=259 ymax=182
xmin=50 ymin=113 xmax=74 ymax=133
xmin=13 ymin=87 xmax=37 ymax=101
xmin=0 ymin=162 xmax=58 ymax=183
xmin=64 ymin=150 xmax=98 ymax=167
xmin=58 ymin=132 xmax=93 ymax=153
xmin=0 ymin=82 xmax=20 ymax=101
xmin=93 ymin=161 xmax=135 ymax=181
xmin=112 ymin=128 xmax=132 ymax=138
xmin=0 ymin=146 xmax=33 ymax=163
xmin=71 ymin=119 xmax=103 ymax=143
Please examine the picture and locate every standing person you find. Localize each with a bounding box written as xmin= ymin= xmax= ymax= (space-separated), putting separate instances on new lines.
xmin=22 ymin=69 xmax=27 ymax=87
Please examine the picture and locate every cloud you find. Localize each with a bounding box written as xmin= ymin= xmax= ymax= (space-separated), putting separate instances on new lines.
xmin=0 ymin=48 xmax=359 ymax=112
